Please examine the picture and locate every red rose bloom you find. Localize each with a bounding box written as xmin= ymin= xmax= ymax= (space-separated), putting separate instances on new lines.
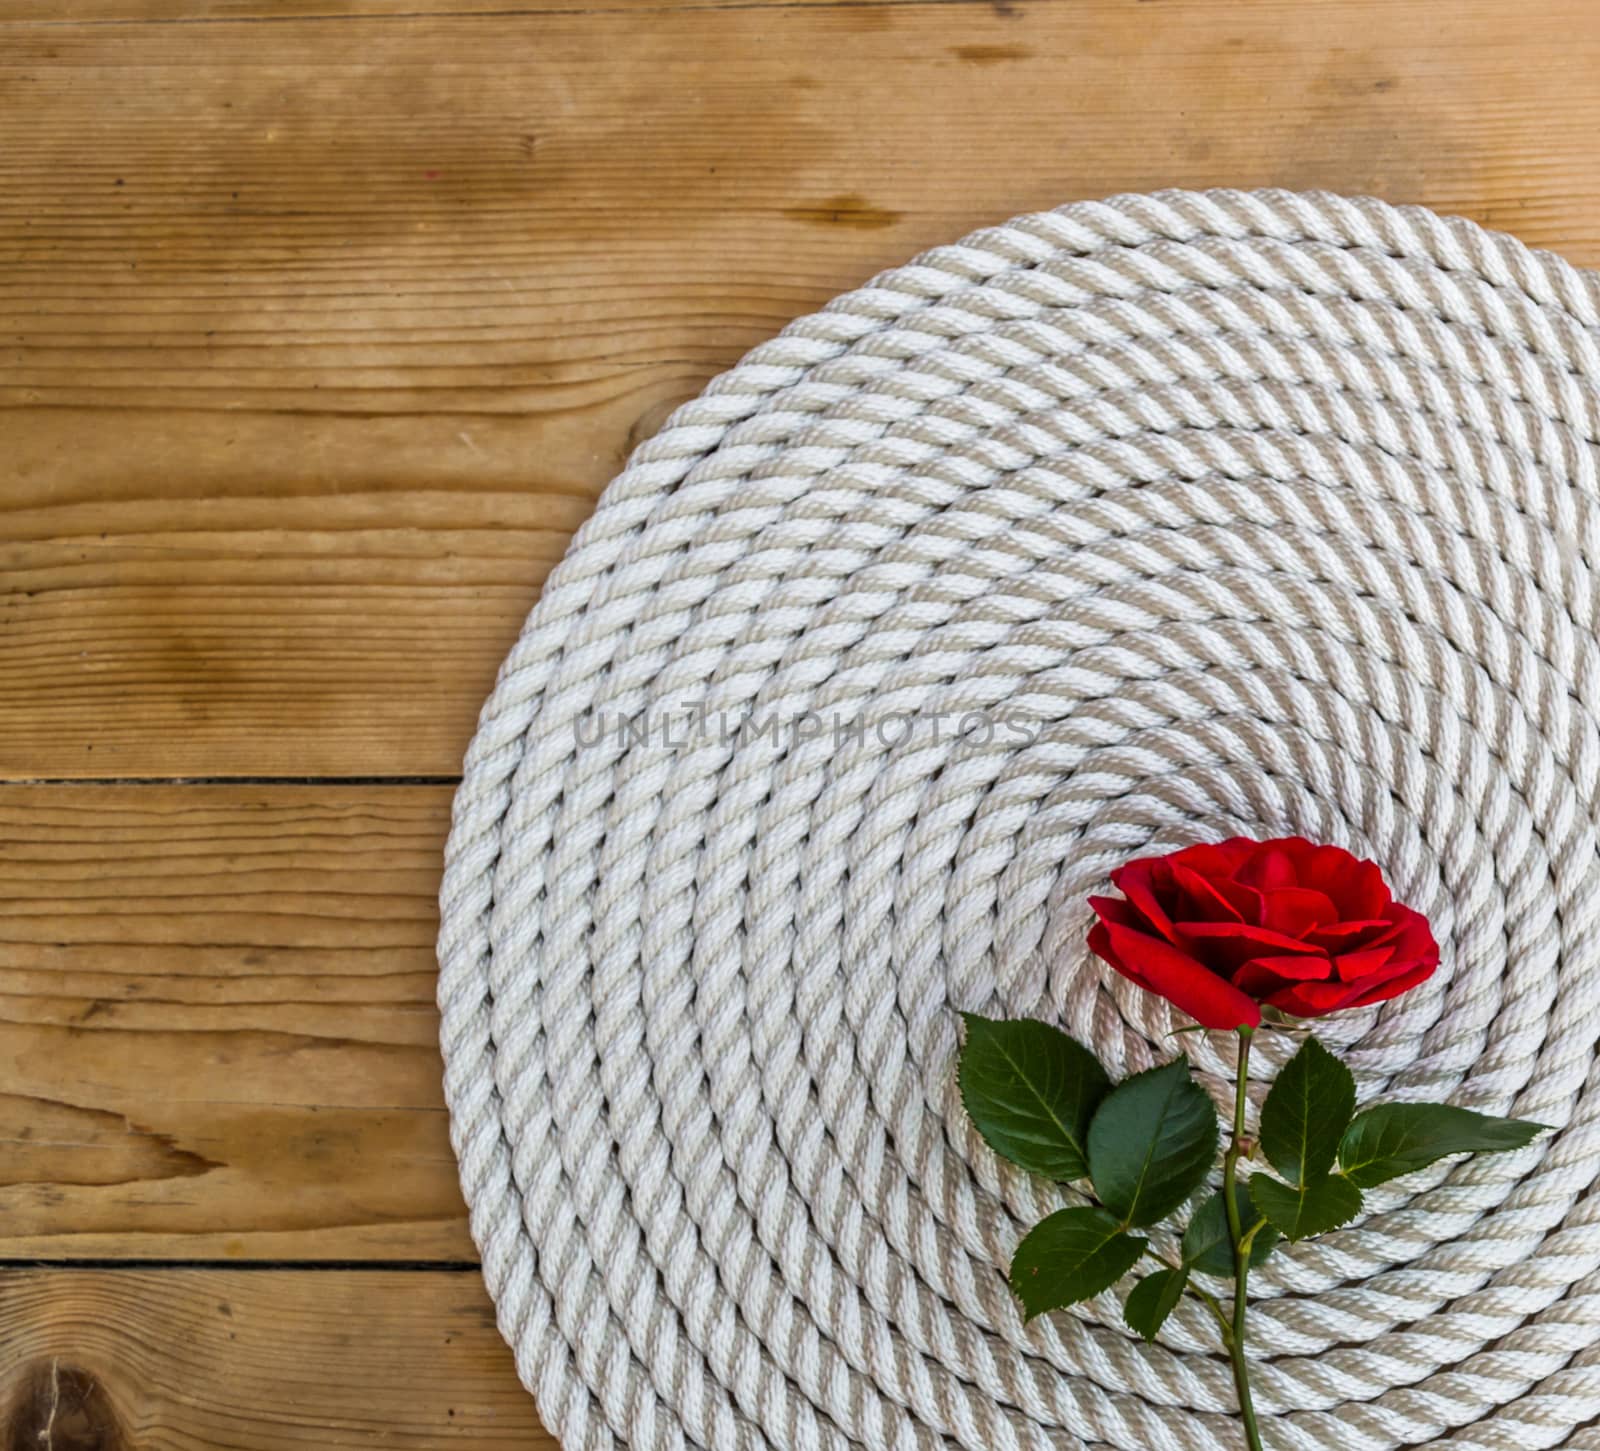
xmin=1088 ymin=836 xmax=1439 ymax=1031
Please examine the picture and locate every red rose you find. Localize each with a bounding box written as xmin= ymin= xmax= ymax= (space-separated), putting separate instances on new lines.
xmin=1087 ymin=837 xmax=1439 ymax=1031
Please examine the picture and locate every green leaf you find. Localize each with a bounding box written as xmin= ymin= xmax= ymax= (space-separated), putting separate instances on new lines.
xmin=1338 ymin=1103 xmax=1550 ymax=1188
xmin=1008 ymin=1207 xmax=1146 ymax=1320
xmin=958 ymin=1014 xmax=1111 ymax=1182
xmin=1251 ymin=1173 xmax=1363 ymax=1242
xmin=1087 ymin=1058 xmax=1220 ymax=1228
xmin=1123 ymin=1267 xmax=1188 ymax=1341
xmin=1181 ymin=1182 xmax=1280 ymax=1276
xmin=1259 ymin=1036 xmax=1356 ymax=1187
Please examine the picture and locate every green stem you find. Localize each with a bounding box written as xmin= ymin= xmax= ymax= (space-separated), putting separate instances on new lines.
xmin=1223 ymin=1028 xmax=1266 ymax=1451
xmin=1236 ymin=1215 xmax=1268 ymax=1258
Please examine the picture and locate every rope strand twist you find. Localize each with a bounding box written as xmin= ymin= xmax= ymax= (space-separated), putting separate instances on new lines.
xmin=439 ymin=189 xmax=1600 ymax=1450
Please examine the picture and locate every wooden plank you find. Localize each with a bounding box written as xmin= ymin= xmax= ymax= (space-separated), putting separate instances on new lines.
xmin=0 ymin=784 xmax=477 ymax=1260
xmin=0 ymin=0 xmax=897 ymax=19
xmin=0 ymin=1267 xmax=555 ymax=1449
xmin=7 ymin=0 xmax=1600 ymax=777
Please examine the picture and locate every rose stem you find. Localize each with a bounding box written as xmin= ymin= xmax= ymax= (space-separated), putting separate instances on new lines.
xmin=1223 ymin=1027 xmax=1266 ymax=1451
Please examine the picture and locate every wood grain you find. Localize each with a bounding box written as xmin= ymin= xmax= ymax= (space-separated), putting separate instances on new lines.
xmin=0 ymin=784 xmax=474 ymax=1259
xmin=5 ymin=1 xmax=1597 ymax=1441
xmin=6 ymin=0 xmax=1600 ymax=777
xmin=0 ymin=1268 xmax=554 ymax=1449
xmin=1 ymin=0 xmax=890 ymax=18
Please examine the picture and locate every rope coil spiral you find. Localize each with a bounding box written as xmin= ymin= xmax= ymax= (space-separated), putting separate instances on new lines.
xmin=438 ymin=189 xmax=1600 ymax=1450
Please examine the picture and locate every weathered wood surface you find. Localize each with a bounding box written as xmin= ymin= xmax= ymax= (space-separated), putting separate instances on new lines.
xmin=7 ymin=0 xmax=1600 ymax=777
xmin=0 ymin=785 xmax=474 ymax=1260
xmin=5 ymin=0 xmax=1598 ymax=1442
xmin=0 ymin=1268 xmax=555 ymax=1448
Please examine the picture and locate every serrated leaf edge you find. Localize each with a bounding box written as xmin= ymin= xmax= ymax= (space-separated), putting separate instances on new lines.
xmin=1123 ymin=1266 xmax=1189 ymax=1342
xmin=958 ymin=1013 xmax=1106 ymax=1181
xmin=1260 ymin=1035 xmax=1355 ymax=1188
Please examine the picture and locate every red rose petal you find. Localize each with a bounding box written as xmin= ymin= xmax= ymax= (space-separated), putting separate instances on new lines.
xmin=1088 ymin=836 xmax=1436 ymax=1025
xmin=1107 ymin=860 xmax=1183 ymax=945
xmin=1088 ymin=893 xmax=1140 ymax=930
xmin=1235 ymin=952 xmax=1336 ymax=986
xmin=1301 ymin=846 xmax=1390 ymax=919
xmin=1277 ymin=837 xmax=1322 ymax=862
xmin=1232 ymin=961 xmax=1331 ymax=997
xmin=1330 ymin=949 xmax=1432 ymax=997
xmin=1268 ymin=949 xmax=1437 ymax=1017
xmin=1170 ymin=862 xmax=1248 ymax=924
xmin=1088 ymin=921 xmax=1164 ymax=1006
xmin=1354 ymin=919 xmax=1405 ymax=952
xmin=1263 ymin=979 xmax=1357 ymax=1017
xmin=1346 ymin=910 xmax=1437 ymax=975
xmin=1238 ymin=842 xmax=1298 ymax=892
xmin=1331 ymin=946 xmax=1395 ymax=982
xmin=1381 ymin=904 xmax=1440 ymax=968
xmin=1178 ymin=922 xmax=1319 ymax=950
xmin=1259 ymin=886 xmax=1339 ymax=937
xmin=1303 ymin=918 xmax=1392 ymax=950
xmin=1212 ymin=875 xmax=1266 ymax=924
xmin=1171 ymin=839 xmax=1255 ymax=882
xmin=1344 ymin=962 xmax=1437 ymax=1009
xmin=1088 ymin=918 xmax=1137 ymax=974
xmin=1092 ymin=919 xmax=1262 ymax=1031
xmin=1177 ymin=921 xmax=1322 ymax=973
xmin=1232 ymin=963 xmax=1289 ymax=997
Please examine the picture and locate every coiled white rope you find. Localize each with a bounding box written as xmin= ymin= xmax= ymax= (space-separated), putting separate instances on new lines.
xmin=438 ymin=190 xmax=1600 ymax=1450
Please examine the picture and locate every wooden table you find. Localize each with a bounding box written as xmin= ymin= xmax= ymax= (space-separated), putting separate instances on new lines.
xmin=3 ymin=0 xmax=1597 ymax=1443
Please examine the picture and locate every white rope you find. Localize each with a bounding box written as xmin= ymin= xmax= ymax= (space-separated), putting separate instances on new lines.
xmin=437 ymin=189 xmax=1600 ymax=1450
